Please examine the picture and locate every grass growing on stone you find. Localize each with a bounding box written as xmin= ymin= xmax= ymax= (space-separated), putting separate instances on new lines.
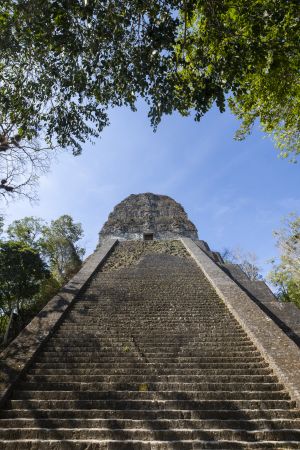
xmin=101 ymin=240 xmax=191 ymax=272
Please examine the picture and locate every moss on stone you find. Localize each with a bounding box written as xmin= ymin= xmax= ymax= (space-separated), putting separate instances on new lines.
xmin=101 ymin=240 xmax=191 ymax=272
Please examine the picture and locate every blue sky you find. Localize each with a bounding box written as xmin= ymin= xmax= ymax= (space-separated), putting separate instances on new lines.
xmin=2 ymin=101 xmax=300 ymax=277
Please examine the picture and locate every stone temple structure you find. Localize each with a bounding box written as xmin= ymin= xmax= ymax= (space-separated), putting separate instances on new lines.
xmin=0 ymin=193 xmax=300 ymax=449
xmin=99 ymin=193 xmax=198 ymax=242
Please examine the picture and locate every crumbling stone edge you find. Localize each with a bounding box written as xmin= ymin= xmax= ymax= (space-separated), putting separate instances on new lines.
xmin=0 ymin=238 xmax=118 ymax=407
xmin=181 ymin=237 xmax=300 ymax=407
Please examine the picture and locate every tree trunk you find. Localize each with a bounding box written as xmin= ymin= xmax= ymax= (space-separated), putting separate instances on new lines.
xmin=3 ymin=308 xmax=14 ymax=346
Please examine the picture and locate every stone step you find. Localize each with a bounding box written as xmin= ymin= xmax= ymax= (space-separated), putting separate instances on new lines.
xmin=2 ymin=408 xmax=299 ymax=420
xmin=71 ymin=306 xmax=229 ymax=311
xmin=2 ymin=248 xmax=298 ymax=449
xmin=63 ymin=319 xmax=235 ymax=324
xmin=47 ymin=342 xmax=253 ymax=349
xmin=67 ymin=323 xmax=234 ymax=328
xmin=57 ymin=327 xmax=245 ymax=332
xmin=28 ymin=367 xmax=273 ymax=376
xmin=63 ymin=319 xmax=233 ymax=325
xmin=50 ymin=334 xmax=251 ymax=341
xmin=51 ymin=335 xmax=252 ymax=342
xmin=1 ymin=439 xmax=299 ymax=449
xmin=40 ymin=350 xmax=261 ymax=358
xmin=54 ymin=329 xmax=246 ymax=334
xmin=16 ymin=382 xmax=285 ymax=393
xmin=60 ymin=314 xmax=240 ymax=319
xmin=45 ymin=343 xmax=257 ymax=350
xmin=60 ymin=314 xmax=228 ymax=318
xmin=73 ymin=314 xmax=233 ymax=319
xmin=36 ymin=356 xmax=264 ymax=363
xmin=67 ymin=311 xmax=233 ymax=317
xmin=52 ymin=335 xmax=249 ymax=342
xmin=74 ymin=300 xmax=225 ymax=303
xmin=70 ymin=304 xmax=229 ymax=308
xmin=47 ymin=340 xmax=253 ymax=347
xmin=54 ymin=331 xmax=247 ymax=336
xmin=24 ymin=374 xmax=278 ymax=383
xmin=8 ymin=399 xmax=297 ymax=411
xmin=0 ymin=418 xmax=299 ymax=430
xmin=30 ymin=361 xmax=270 ymax=370
xmin=57 ymin=328 xmax=245 ymax=334
xmin=0 ymin=427 xmax=299 ymax=441
xmin=77 ymin=307 xmax=229 ymax=310
xmin=70 ymin=300 xmax=227 ymax=303
xmin=10 ymin=389 xmax=292 ymax=401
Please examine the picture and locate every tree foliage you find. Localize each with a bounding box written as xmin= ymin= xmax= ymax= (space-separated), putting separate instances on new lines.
xmin=0 ymin=241 xmax=49 ymax=313
xmin=0 ymin=0 xmax=298 ymax=186
xmin=0 ymin=240 xmax=49 ymax=343
xmin=268 ymin=213 xmax=300 ymax=308
xmin=0 ymin=213 xmax=85 ymax=345
xmin=7 ymin=216 xmax=45 ymax=248
xmin=177 ymin=0 xmax=300 ymax=158
xmin=42 ymin=215 xmax=85 ymax=282
xmin=7 ymin=214 xmax=85 ymax=283
xmin=0 ymin=0 xmax=181 ymax=153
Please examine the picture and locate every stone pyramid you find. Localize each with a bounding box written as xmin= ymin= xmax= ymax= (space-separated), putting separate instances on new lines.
xmin=0 ymin=193 xmax=299 ymax=449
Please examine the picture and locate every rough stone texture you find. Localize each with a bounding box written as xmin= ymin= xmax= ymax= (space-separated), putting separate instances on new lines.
xmin=195 ymin=241 xmax=300 ymax=347
xmin=219 ymin=263 xmax=300 ymax=347
xmin=0 ymin=246 xmax=299 ymax=448
xmin=195 ymin=240 xmax=225 ymax=264
xmin=101 ymin=240 xmax=191 ymax=272
xmin=220 ymin=263 xmax=276 ymax=303
xmin=99 ymin=193 xmax=198 ymax=242
xmin=0 ymin=239 xmax=118 ymax=407
xmin=1 ymin=193 xmax=300 ymax=448
xmin=264 ymin=301 xmax=300 ymax=340
xmin=181 ymin=237 xmax=300 ymax=407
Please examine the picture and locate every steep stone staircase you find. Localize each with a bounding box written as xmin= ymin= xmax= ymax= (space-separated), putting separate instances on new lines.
xmin=0 ymin=247 xmax=300 ymax=449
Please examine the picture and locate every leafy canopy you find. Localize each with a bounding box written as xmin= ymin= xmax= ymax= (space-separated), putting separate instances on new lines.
xmin=0 ymin=0 xmax=182 ymax=153
xmin=0 ymin=0 xmax=299 ymax=158
xmin=175 ymin=0 xmax=300 ymax=158
xmin=6 ymin=215 xmax=85 ymax=282
xmin=7 ymin=216 xmax=45 ymax=249
xmin=40 ymin=215 xmax=85 ymax=282
xmin=0 ymin=213 xmax=85 ymax=344
xmin=0 ymin=240 xmax=49 ymax=313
